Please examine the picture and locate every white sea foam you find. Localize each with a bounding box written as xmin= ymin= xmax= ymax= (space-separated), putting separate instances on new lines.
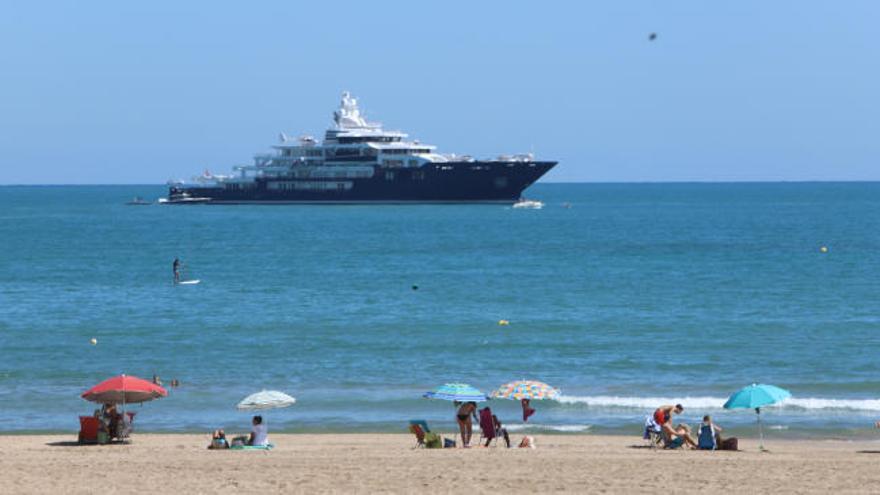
xmin=555 ymin=395 xmax=880 ymax=412
xmin=506 ymin=423 xmax=592 ymax=433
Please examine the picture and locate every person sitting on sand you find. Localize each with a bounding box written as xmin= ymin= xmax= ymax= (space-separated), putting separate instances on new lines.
xmin=518 ymin=435 xmax=536 ymax=449
xmin=700 ymin=415 xmax=739 ymax=450
xmin=698 ymin=415 xmax=723 ymax=449
xmin=248 ymin=415 xmax=268 ymax=446
xmin=209 ymin=429 xmax=229 ymax=449
xmin=665 ymin=423 xmax=697 ymax=449
xmin=653 ymin=404 xmax=684 ymax=441
xmin=101 ymin=403 xmax=121 ymax=438
xmin=521 ymin=398 xmax=536 ymax=422
xmin=455 ymin=401 xmax=479 ymax=448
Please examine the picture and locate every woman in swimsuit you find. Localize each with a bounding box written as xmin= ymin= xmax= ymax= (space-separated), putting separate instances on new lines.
xmin=456 ymin=401 xmax=479 ymax=447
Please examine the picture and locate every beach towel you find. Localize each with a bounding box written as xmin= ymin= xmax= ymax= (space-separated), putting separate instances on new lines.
xmin=230 ymin=444 xmax=274 ymax=450
xmin=423 ymin=432 xmax=443 ymax=449
xmin=698 ymin=424 xmax=717 ymax=450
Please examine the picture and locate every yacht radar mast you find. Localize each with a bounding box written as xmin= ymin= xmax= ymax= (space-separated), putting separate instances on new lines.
xmin=333 ymin=91 xmax=380 ymax=129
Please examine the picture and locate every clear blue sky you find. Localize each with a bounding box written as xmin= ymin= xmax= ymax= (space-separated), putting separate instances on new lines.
xmin=1 ymin=1 xmax=878 ymax=184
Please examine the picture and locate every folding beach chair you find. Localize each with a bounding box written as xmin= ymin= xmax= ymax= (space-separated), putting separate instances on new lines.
xmin=118 ymin=411 xmax=136 ymax=443
xmin=643 ymin=416 xmax=664 ymax=449
xmin=408 ymin=420 xmax=431 ymax=448
xmin=478 ymin=407 xmax=509 ymax=447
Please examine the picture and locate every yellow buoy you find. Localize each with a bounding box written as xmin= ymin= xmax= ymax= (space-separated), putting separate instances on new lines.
xmin=498 ymin=319 xmax=510 ymax=326
xmin=89 ymin=338 xmax=97 ymax=345
xmin=820 ymin=246 xmax=828 ymax=253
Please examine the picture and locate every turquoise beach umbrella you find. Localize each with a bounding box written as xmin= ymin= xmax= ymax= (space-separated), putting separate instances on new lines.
xmin=423 ymin=383 xmax=487 ymax=402
xmin=723 ymin=383 xmax=791 ymax=451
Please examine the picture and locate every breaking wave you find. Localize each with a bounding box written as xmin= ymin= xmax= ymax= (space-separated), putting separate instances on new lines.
xmin=506 ymin=423 xmax=592 ymax=433
xmin=556 ymin=395 xmax=880 ymax=412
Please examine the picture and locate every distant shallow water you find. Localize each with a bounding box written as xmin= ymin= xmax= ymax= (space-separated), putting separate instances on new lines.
xmin=0 ymin=183 xmax=879 ymax=437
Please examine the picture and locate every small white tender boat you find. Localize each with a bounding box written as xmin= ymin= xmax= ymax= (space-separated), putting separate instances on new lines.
xmin=512 ymin=199 xmax=544 ymax=209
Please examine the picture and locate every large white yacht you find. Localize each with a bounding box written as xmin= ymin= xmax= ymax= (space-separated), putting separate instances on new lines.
xmin=163 ymin=92 xmax=556 ymax=204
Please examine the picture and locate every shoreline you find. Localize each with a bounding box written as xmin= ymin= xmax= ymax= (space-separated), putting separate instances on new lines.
xmin=4 ymin=426 xmax=880 ymax=442
xmin=5 ymin=433 xmax=880 ymax=493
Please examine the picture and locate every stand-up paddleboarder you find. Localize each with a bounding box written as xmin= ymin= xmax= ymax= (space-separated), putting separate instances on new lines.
xmin=173 ymin=257 xmax=181 ymax=284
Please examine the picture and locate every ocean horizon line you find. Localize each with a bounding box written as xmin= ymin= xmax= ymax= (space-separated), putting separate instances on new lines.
xmin=1 ymin=180 xmax=879 ymax=187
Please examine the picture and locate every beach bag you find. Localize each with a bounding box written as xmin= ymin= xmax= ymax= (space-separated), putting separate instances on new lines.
xmin=720 ymin=437 xmax=738 ymax=451
xmin=443 ymin=438 xmax=456 ymax=448
xmin=698 ymin=424 xmax=717 ymax=450
xmin=424 ymin=432 xmax=443 ymax=449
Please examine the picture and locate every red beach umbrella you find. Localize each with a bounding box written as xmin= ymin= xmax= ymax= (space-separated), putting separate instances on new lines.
xmin=82 ymin=374 xmax=168 ymax=404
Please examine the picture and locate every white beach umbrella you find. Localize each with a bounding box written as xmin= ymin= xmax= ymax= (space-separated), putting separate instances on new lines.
xmin=236 ymin=390 xmax=296 ymax=411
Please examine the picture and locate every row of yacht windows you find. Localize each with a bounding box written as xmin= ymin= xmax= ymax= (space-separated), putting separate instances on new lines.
xmin=281 ymin=149 xmax=325 ymax=157
xmin=383 ymin=159 xmax=420 ymax=168
xmin=380 ymin=148 xmax=431 ymax=155
xmin=224 ymin=183 xmax=257 ymax=191
xmin=294 ymin=168 xmax=373 ymax=179
xmin=268 ymin=181 xmax=353 ymax=191
xmin=337 ymin=136 xmax=400 ymax=143
xmin=281 ymin=147 xmax=427 ymax=158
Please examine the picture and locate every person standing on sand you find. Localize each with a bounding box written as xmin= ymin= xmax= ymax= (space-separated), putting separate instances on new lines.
xmin=455 ymin=401 xmax=479 ymax=447
xmin=521 ymin=398 xmax=536 ymax=422
xmin=653 ymin=404 xmax=684 ymax=439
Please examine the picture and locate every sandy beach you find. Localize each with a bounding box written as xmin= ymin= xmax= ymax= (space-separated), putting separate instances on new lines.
xmin=4 ymin=433 xmax=880 ymax=494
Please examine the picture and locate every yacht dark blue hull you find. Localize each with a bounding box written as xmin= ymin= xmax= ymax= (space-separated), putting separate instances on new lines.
xmin=166 ymin=160 xmax=556 ymax=204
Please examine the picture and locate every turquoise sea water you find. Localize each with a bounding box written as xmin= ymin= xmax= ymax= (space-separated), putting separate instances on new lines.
xmin=1 ymin=183 xmax=879 ymax=438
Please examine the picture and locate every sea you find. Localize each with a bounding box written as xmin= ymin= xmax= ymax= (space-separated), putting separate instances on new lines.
xmin=1 ymin=183 xmax=879 ymax=438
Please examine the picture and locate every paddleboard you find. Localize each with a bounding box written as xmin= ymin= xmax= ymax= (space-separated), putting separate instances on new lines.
xmin=177 ymin=279 xmax=201 ymax=285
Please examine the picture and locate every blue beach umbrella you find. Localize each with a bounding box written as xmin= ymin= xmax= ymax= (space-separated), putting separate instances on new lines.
xmin=423 ymin=383 xmax=488 ymax=402
xmin=723 ymin=383 xmax=791 ymax=450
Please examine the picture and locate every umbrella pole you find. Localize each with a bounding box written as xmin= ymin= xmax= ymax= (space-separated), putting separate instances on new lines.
xmin=121 ymin=375 xmax=126 ymax=443
xmin=756 ymin=407 xmax=764 ymax=451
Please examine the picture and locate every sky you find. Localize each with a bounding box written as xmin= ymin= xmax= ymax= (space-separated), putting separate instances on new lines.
xmin=0 ymin=1 xmax=878 ymax=184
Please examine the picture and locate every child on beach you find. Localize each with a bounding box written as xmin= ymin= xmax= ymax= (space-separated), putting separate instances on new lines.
xmin=209 ymin=429 xmax=229 ymax=449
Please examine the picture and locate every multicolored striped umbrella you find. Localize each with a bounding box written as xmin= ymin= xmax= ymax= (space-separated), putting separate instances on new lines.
xmin=423 ymin=383 xmax=488 ymax=402
xmin=491 ymin=380 xmax=560 ymax=401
